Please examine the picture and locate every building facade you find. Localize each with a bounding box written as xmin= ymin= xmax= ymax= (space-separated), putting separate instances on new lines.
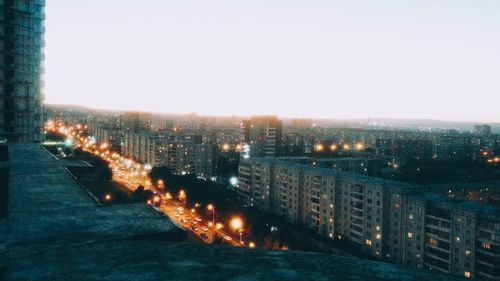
xmin=238 ymin=157 xmax=500 ymax=280
xmin=0 ymin=0 xmax=45 ymax=143
xmin=241 ymin=116 xmax=283 ymax=157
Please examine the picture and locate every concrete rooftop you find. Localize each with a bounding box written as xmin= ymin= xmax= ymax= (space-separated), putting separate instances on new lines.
xmin=0 ymin=145 xmax=461 ymax=281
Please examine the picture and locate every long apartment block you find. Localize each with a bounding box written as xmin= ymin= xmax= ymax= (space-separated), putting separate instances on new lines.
xmin=237 ymin=158 xmax=500 ymax=280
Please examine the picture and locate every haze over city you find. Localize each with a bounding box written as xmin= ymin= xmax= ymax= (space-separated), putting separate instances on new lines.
xmin=3 ymin=1 xmax=500 ymax=280
xmin=44 ymin=0 xmax=500 ymax=122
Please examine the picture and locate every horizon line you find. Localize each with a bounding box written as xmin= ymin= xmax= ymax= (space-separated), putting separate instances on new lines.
xmin=45 ymin=102 xmax=500 ymax=125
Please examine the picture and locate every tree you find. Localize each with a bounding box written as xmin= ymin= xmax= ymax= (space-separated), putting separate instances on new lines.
xmin=132 ymin=185 xmax=153 ymax=202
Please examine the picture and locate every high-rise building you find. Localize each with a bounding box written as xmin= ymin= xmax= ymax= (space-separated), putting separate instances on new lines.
xmin=242 ymin=116 xmax=283 ymax=158
xmin=0 ymin=0 xmax=45 ymax=143
xmin=120 ymin=112 xmax=152 ymax=132
xmin=238 ymin=157 xmax=500 ymax=280
xmin=474 ymin=125 xmax=492 ymax=137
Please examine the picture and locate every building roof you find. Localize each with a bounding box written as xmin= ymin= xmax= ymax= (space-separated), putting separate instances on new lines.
xmin=1 ymin=145 xmax=461 ymax=280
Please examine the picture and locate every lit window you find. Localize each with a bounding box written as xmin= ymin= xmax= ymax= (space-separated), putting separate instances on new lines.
xmin=408 ymin=214 xmax=414 ymax=220
xmin=366 ymin=239 xmax=372 ymax=246
xmin=376 ymin=234 xmax=382 ymax=240
xmin=465 ymin=250 xmax=471 ymax=256
xmin=429 ymin=238 xmax=438 ymax=246
xmin=482 ymin=243 xmax=491 ymax=249
xmin=455 ymin=237 xmax=461 ymax=242
xmin=465 ymin=271 xmax=471 ymax=278
xmin=407 ymin=232 xmax=413 ymax=239
xmin=376 ymin=226 xmax=381 ymax=231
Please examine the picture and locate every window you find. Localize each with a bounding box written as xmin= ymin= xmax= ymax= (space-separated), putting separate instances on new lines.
xmin=366 ymin=239 xmax=372 ymax=246
xmin=407 ymin=232 xmax=413 ymax=239
xmin=428 ymin=237 xmax=438 ymax=246
xmin=465 ymin=250 xmax=471 ymax=256
xmin=376 ymin=234 xmax=382 ymax=240
xmin=482 ymin=242 xmax=491 ymax=249
xmin=464 ymin=271 xmax=471 ymax=278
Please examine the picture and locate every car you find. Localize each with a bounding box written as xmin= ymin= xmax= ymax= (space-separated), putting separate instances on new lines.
xmin=195 ymin=217 xmax=202 ymax=222
xmin=192 ymin=227 xmax=199 ymax=232
xmin=175 ymin=213 xmax=180 ymax=217
xmin=191 ymin=221 xmax=198 ymax=225
xmin=201 ymin=226 xmax=208 ymax=232
xmin=223 ymin=236 xmax=232 ymax=241
xmin=182 ymin=219 xmax=188 ymax=223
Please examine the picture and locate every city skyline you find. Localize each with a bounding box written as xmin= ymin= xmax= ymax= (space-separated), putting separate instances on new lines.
xmin=2 ymin=1 xmax=499 ymax=280
xmin=44 ymin=0 xmax=500 ymax=122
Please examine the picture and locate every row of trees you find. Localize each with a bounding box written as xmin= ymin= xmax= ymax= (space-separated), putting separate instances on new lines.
xmin=149 ymin=167 xmax=345 ymax=252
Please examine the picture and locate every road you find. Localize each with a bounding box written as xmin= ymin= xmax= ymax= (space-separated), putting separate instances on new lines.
xmin=53 ymin=124 xmax=245 ymax=247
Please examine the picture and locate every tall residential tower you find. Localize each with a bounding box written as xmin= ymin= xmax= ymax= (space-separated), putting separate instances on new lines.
xmin=0 ymin=0 xmax=45 ymax=143
xmin=242 ymin=116 xmax=283 ymax=158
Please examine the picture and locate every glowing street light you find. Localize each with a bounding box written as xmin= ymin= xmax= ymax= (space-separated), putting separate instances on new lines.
xmin=355 ymin=143 xmax=365 ymax=150
xmin=330 ymin=144 xmax=337 ymax=151
xmin=249 ymin=242 xmax=256 ymax=248
xmin=104 ymin=194 xmax=112 ymax=202
xmin=178 ymin=190 xmax=186 ymax=201
xmin=165 ymin=192 xmax=172 ymax=200
xmin=315 ymin=144 xmax=324 ymax=152
xmin=207 ymin=204 xmax=215 ymax=224
xmin=229 ymin=177 xmax=239 ymax=186
xmin=230 ymin=217 xmax=244 ymax=243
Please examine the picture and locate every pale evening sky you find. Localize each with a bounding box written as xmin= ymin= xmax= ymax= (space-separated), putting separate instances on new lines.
xmin=44 ymin=0 xmax=500 ymax=122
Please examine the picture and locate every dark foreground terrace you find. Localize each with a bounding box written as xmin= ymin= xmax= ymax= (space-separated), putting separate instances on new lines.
xmin=0 ymin=144 xmax=460 ymax=280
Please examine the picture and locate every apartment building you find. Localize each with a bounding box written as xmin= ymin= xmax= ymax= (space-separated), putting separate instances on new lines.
xmin=301 ymin=168 xmax=336 ymax=238
xmin=0 ymin=0 xmax=45 ymax=143
xmin=237 ymin=157 xmax=500 ymax=280
xmin=273 ymin=162 xmax=303 ymax=224
xmin=403 ymin=195 xmax=499 ymax=280
xmin=241 ymin=116 xmax=283 ymax=157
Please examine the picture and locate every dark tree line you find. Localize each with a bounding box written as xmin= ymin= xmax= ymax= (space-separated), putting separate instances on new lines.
xmin=74 ymin=148 xmax=112 ymax=181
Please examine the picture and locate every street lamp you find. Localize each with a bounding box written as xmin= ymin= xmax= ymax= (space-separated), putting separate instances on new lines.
xmin=153 ymin=195 xmax=160 ymax=205
xmin=165 ymin=192 xmax=172 ymax=200
xmin=104 ymin=194 xmax=112 ymax=202
xmin=230 ymin=217 xmax=244 ymax=243
xmin=207 ymin=204 xmax=215 ymax=225
xmin=178 ymin=190 xmax=186 ymax=202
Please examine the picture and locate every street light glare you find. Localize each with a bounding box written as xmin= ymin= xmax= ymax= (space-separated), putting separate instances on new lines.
xmin=230 ymin=217 xmax=243 ymax=231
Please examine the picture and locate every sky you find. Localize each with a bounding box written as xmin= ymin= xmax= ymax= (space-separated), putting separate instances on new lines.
xmin=44 ymin=0 xmax=500 ymax=122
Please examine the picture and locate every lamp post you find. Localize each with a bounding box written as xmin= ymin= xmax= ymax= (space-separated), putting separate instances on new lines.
xmin=207 ymin=204 xmax=215 ymax=225
xmin=178 ymin=190 xmax=186 ymax=203
xmin=230 ymin=217 xmax=244 ymax=244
